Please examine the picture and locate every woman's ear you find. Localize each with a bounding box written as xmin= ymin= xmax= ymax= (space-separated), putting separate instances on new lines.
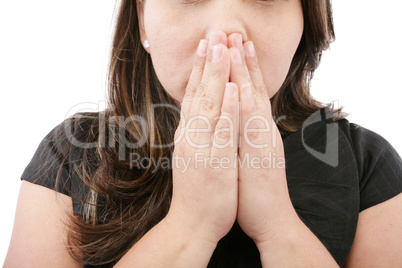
xmin=136 ymin=0 xmax=148 ymax=48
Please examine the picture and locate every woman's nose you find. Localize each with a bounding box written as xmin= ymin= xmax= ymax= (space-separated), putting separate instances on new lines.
xmin=205 ymin=1 xmax=248 ymax=44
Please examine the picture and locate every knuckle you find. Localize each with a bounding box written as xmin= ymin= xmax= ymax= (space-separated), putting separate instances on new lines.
xmin=196 ymin=82 xmax=208 ymax=98
xmin=187 ymin=131 xmax=198 ymax=146
xmin=247 ymin=118 xmax=262 ymax=131
xmin=200 ymin=94 xmax=217 ymax=114
xmin=181 ymin=92 xmax=193 ymax=107
xmin=207 ymin=66 xmax=222 ymax=81
xmin=216 ymin=130 xmax=231 ymax=141
xmin=245 ymin=130 xmax=262 ymax=144
xmin=248 ymin=60 xmax=260 ymax=74
xmin=255 ymin=84 xmax=268 ymax=98
xmin=260 ymin=96 xmax=271 ymax=108
xmin=185 ymin=82 xmax=197 ymax=96
xmin=215 ymin=125 xmax=231 ymax=141
xmin=262 ymin=92 xmax=270 ymax=103
xmin=242 ymin=115 xmax=269 ymax=146
xmin=214 ymin=115 xmax=234 ymax=143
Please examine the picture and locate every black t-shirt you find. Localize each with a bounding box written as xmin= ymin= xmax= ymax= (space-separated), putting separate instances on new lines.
xmin=20 ymin=111 xmax=402 ymax=267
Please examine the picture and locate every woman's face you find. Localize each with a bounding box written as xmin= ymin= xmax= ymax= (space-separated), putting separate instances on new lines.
xmin=136 ymin=0 xmax=304 ymax=102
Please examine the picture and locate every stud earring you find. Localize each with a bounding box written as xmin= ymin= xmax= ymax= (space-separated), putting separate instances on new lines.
xmin=143 ymin=40 xmax=150 ymax=49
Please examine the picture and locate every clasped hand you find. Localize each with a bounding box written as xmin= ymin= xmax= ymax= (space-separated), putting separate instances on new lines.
xmin=168 ymin=31 xmax=299 ymax=249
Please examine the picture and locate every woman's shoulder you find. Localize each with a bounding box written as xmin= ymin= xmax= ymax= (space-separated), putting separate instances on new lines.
xmin=337 ymin=118 xmax=401 ymax=166
xmin=337 ymin=119 xmax=402 ymax=211
xmin=297 ymin=108 xmax=399 ymax=159
xmin=52 ymin=112 xmax=102 ymax=148
xmin=24 ymin=112 xmax=101 ymax=170
xmin=284 ymin=109 xmax=402 ymax=211
xmin=20 ymin=112 xmax=102 ymax=215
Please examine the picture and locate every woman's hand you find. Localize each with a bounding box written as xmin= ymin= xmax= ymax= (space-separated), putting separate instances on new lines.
xmin=227 ymin=33 xmax=299 ymax=245
xmin=166 ymin=31 xmax=240 ymax=246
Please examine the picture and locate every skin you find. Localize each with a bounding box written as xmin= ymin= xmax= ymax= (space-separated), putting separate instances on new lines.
xmin=138 ymin=0 xmax=304 ymax=102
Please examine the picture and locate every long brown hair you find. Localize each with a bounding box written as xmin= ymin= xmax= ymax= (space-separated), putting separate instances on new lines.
xmin=57 ymin=0 xmax=340 ymax=265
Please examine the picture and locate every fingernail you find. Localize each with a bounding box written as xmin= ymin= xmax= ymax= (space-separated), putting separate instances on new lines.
xmin=246 ymin=42 xmax=255 ymax=57
xmin=224 ymin=83 xmax=235 ymax=99
xmin=242 ymin=83 xmax=252 ymax=98
xmin=197 ymin=39 xmax=207 ymax=56
xmin=213 ymin=45 xmax=223 ymax=63
xmin=209 ymin=32 xmax=221 ymax=48
xmin=235 ymin=34 xmax=243 ymax=51
xmin=231 ymin=49 xmax=242 ymax=64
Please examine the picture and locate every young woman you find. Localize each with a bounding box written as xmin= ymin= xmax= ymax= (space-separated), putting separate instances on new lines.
xmin=5 ymin=0 xmax=402 ymax=267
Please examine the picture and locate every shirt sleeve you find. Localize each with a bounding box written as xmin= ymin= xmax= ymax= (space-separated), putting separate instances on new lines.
xmin=20 ymin=123 xmax=72 ymax=197
xmin=350 ymin=123 xmax=402 ymax=211
xmin=20 ymin=115 xmax=98 ymax=216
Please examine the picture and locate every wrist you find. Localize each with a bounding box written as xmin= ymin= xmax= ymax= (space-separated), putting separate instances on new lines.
xmin=254 ymin=214 xmax=338 ymax=267
xmin=253 ymin=208 xmax=302 ymax=252
xmin=255 ymin=216 xmax=309 ymax=266
xmin=162 ymin=212 xmax=218 ymax=252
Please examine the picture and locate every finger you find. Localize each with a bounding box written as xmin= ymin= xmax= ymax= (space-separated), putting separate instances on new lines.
xmin=180 ymin=39 xmax=208 ymax=128
xmin=238 ymin=83 xmax=269 ymax=159
xmin=228 ymin=33 xmax=250 ymax=88
xmin=229 ymin=38 xmax=274 ymax=157
xmin=229 ymin=47 xmax=251 ymax=90
xmin=190 ymin=31 xmax=229 ymax=119
xmin=243 ymin=41 xmax=270 ymax=101
xmin=187 ymin=32 xmax=230 ymax=150
xmin=228 ymin=33 xmax=244 ymax=54
xmin=228 ymin=36 xmax=270 ymax=104
xmin=210 ymin=82 xmax=239 ymax=159
xmin=192 ymin=31 xmax=230 ymax=118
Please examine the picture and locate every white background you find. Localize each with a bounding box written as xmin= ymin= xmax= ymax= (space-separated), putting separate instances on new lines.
xmin=1 ymin=1 xmax=401 ymax=263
